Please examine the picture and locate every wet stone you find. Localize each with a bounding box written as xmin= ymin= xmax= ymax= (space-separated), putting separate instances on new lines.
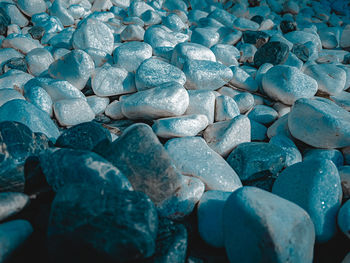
xmin=48 ymin=184 xmax=158 ymax=263
xmin=55 ymin=121 xmax=111 ymax=151
xmin=254 ymin=41 xmax=290 ymax=68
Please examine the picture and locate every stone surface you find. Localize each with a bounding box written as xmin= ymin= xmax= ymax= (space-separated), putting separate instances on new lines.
xmin=233 ymin=92 xmax=255 ymax=113
xmin=135 ymin=58 xmax=186 ymax=91
xmin=337 ymin=200 xmax=350 ymax=239
xmin=72 ymin=18 xmax=114 ymax=54
xmin=0 ymin=192 xmax=29 ymax=221
xmin=0 ymin=100 xmax=59 ymax=141
xmin=39 ymin=148 xmax=132 ymax=192
xmin=254 ymin=41 xmax=290 ymax=68
xmin=269 ymin=134 xmax=302 ymax=167
xmin=0 ymin=89 xmax=24 ymax=107
xmin=48 ymin=184 xmax=158 ymax=262
xmin=91 ymin=65 xmax=136 ymax=96
xmin=53 ymin=99 xmax=95 ymax=127
xmin=304 ymin=64 xmax=346 ymax=95
xmin=203 ymin=115 xmax=251 ymax=157
xmin=55 ymin=121 xmax=111 ymax=151
xmin=48 ymin=50 xmax=95 ymax=91
xmin=25 ymin=48 xmax=54 ymax=77
xmin=339 ymin=166 xmax=350 ymax=201
xmin=288 ymin=98 xmax=350 ymax=148
xmin=210 ymin=44 xmax=239 ymax=66
xmin=262 ymin=65 xmax=318 ymax=105
xmin=95 ymin=123 xmax=182 ymax=205
xmin=0 ymin=220 xmax=33 ymax=262
xmin=229 ymin=66 xmax=258 ymax=92
xmin=185 ymin=90 xmax=215 ymax=124
xmin=248 ymin=105 xmax=278 ymax=124
xmin=215 ymin=95 xmax=240 ymax=122
xmin=86 ymin=95 xmax=109 ymax=115
xmin=227 ymin=142 xmax=286 ymax=182
xmin=165 ymin=136 xmax=242 ymax=192
xmin=121 ymin=82 xmax=189 ymax=120
xmin=197 ymin=190 xmax=231 ymax=248
xmin=183 ymin=60 xmax=233 ymax=91
xmin=152 ymin=114 xmax=208 ymax=138
xmin=303 ymin=149 xmax=344 ymax=168
xmin=223 ymin=187 xmax=315 ymax=263
xmin=272 ymin=159 xmax=342 ymax=243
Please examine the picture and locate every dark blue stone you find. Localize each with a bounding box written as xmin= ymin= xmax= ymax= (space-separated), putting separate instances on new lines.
xmin=0 ymin=7 xmax=10 ymax=36
xmin=48 ymin=184 xmax=158 ymax=263
xmin=39 ymin=148 xmax=132 ymax=192
xmin=250 ymin=15 xmax=263 ymax=25
xmin=2 ymin=57 xmax=27 ymax=72
xmin=28 ymin=26 xmax=45 ymax=40
xmin=254 ymin=41 xmax=290 ymax=68
xmin=291 ymin=43 xmax=310 ymax=62
xmin=280 ymin=20 xmax=297 ymax=34
xmin=55 ymin=121 xmax=111 ymax=151
xmin=242 ymin=30 xmax=269 ymax=48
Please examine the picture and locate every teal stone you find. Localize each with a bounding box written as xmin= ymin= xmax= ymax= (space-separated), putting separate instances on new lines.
xmin=39 ymin=148 xmax=132 ymax=192
xmin=288 ymin=98 xmax=350 ymax=148
xmin=223 ymin=187 xmax=315 ymax=263
xmin=0 ymin=100 xmax=59 ymax=141
xmin=248 ymin=105 xmax=278 ymax=125
xmin=303 ymin=149 xmax=344 ymax=168
xmin=0 ymin=192 xmax=29 ymax=221
xmin=24 ymin=85 xmax=53 ymax=116
xmin=145 ymin=218 xmax=187 ymax=263
xmin=94 ymin=123 xmax=182 ymax=205
xmin=197 ymin=190 xmax=231 ymax=248
xmin=337 ymin=200 xmax=350 ymax=239
xmin=226 ymin=142 xmax=286 ymax=182
xmin=48 ymin=184 xmax=158 ymax=263
xmin=55 ymin=121 xmax=111 ymax=151
xmin=250 ymin=119 xmax=267 ymax=141
xmin=272 ymin=159 xmax=342 ymax=243
xmin=269 ymin=134 xmax=302 ymax=167
xmin=0 ymin=220 xmax=33 ymax=262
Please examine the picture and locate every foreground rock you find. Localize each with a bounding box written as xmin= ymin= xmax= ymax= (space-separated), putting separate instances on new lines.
xmin=223 ymin=187 xmax=315 ymax=263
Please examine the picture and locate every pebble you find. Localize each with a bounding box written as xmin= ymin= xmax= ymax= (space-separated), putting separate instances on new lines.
xmin=0 ymin=192 xmax=29 ymax=221
xmin=2 ymin=57 xmax=27 ymax=73
xmin=0 ymin=220 xmax=33 ymax=262
xmin=92 ymin=65 xmax=136 ymax=96
xmin=183 ymin=59 xmax=233 ymax=91
xmin=136 ymin=58 xmax=186 ymax=91
xmin=210 ymin=44 xmax=239 ymax=66
xmin=25 ymin=48 xmax=54 ymax=76
xmin=48 ymin=50 xmax=95 ymax=90
xmin=23 ymin=85 xmax=53 ymax=116
xmin=121 ymin=82 xmax=189 ymax=120
xmin=304 ymin=63 xmax=346 ymax=95
xmin=254 ymin=41 xmax=290 ymax=68
xmin=171 ymin=42 xmax=216 ymax=69
xmin=280 ymin=20 xmax=297 ymax=34
xmin=339 ymin=166 xmax=350 ymax=201
xmin=269 ymin=134 xmax=302 ymax=167
xmin=223 ymin=187 xmax=315 ymax=263
xmin=157 ymin=175 xmax=205 ymax=220
xmin=288 ymin=98 xmax=350 ymax=148
xmin=165 ymin=136 xmax=242 ymax=192
xmin=39 ymin=148 xmax=132 ymax=192
xmin=152 ymin=114 xmax=208 ymax=138
xmin=120 ymin=24 xmax=145 ymax=41
xmin=233 ymin=92 xmax=255 ymax=113
xmin=303 ymin=149 xmax=344 ymax=168
xmin=227 ymin=142 xmax=286 ymax=182
xmin=191 ymin=27 xmax=219 ymax=48
xmin=197 ymin=190 xmax=231 ymax=247
xmin=72 ymin=18 xmax=114 ymax=54
xmin=2 ymin=34 xmax=43 ymax=54
xmin=233 ymin=17 xmax=259 ymax=31
xmin=0 ymin=89 xmax=25 ymax=107
xmin=0 ymin=70 xmax=34 ymax=92
xmin=242 ymin=30 xmax=270 ymax=47
xmin=185 ymin=90 xmax=215 ymax=124
xmin=48 ymin=184 xmax=158 ymax=262
xmin=0 ymin=99 xmax=59 ymax=141
xmin=104 ymin=100 xmax=124 ymax=120
xmin=203 ymin=115 xmax=251 ymax=157
xmin=113 ymin=41 xmax=152 ymax=72
xmin=272 ymin=159 xmax=342 ymax=243
xmin=55 ymin=121 xmax=111 ymax=151
xmin=16 ymin=0 xmax=46 ymax=17
xmin=248 ymin=104 xmax=278 ymax=125
xmin=229 ymin=66 xmax=258 ymax=92
xmin=215 ymin=95 xmax=240 ymax=122
xmin=250 ymin=119 xmax=268 ymax=141
xmin=262 ymin=65 xmax=318 ymax=105
xmin=86 ymin=95 xmax=109 ymax=115
xmin=338 ymin=200 xmax=350 ymax=239
xmin=95 ymin=123 xmax=182 ymax=206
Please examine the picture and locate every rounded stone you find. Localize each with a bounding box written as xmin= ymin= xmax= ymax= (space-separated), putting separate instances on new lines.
xmin=254 ymin=41 xmax=290 ymax=68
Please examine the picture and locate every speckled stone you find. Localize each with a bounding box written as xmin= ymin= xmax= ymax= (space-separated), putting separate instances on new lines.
xmin=254 ymin=41 xmax=290 ymax=68
xmin=185 ymin=90 xmax=215 ymax=124
xmin=165 ymin=136 xmax=242 ymax=192
xmin=272 ymin=159 xmax=342 ymax=243
xmin=72 ymin=18 xmax=114 ymax=54
xmin=121 ymin=82 xmax=189 ymax=120
xmin=337 ymin=200 xmax=350 ymax=239
xmin=288 ymin=98 xmax=350 ymax=148
xmin=248 ymin=105 xmax=278 ymax=125
xmin=48 ymin=184 xmax=158 ymax=262
xmin=229 ymin=66 xmax=258 ymax=92
xmin=25 ymin=48 xmax=54 ymax=77
xmin=203 ymin=115 xmax=251 ymax=157
xmin=0 ymin=100 xmax=59 ymax=141
xmin=233 ymin=92 xmax=255 ymax=114
xmin=53 ymin=99 xmax=95 ymax=127
xmin=1 ymin=34 xmax=43 ymax=54
xmin=227 ymin=142 xmax=286 ymax=182
xmin=303 ymin=149 xmax=344 ymax=168
xmin=91 ymin=65 xmax=136 ymax=96
xmin=269 ymin=134 xmax=302 ymax=167
xmin=223 ymin=187 xmax=315 ymax=263
xmin=152 ymin=114 xmax=208 ymax=138
xmin=48 ymin=50 xmax=95 ymax=91
xmin=210 ymin=44 xmax=239 ymax=67
xmin=105 ymin=100 xmax=124 ymax=120
xmin=339 ymin=166 xmax=350 ymax=201
xmin=23 ymin=85 xmax=52 ymax=116
xmin=135 ymin=58 xmax=186 ymax=91
xmin=55 ymin=121 xmax=111 ymax=151
xmin=86 ymin=95 xmax=109 ymax=115
xmin=94 ymin=123 xmax=182 ymax=205
xmin=0 ymin=89 xmax=24 ymax=107
xmin=183 ymin=60 xmax=233 ymax=91
xmin=215 ymin=95 xmax=240 ymax=122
